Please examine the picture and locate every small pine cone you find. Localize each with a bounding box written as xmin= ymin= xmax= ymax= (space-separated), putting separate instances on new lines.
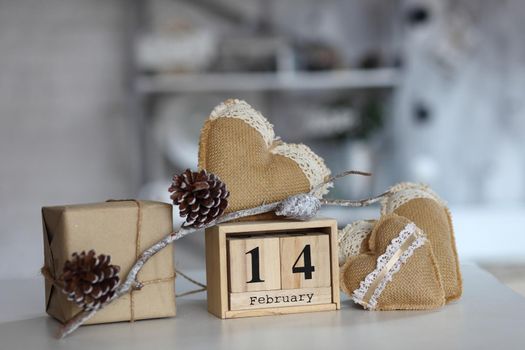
xmin=169 ymin=169 xmax=229 ymax=228
xmin=59 ymin=250 xmax=120 ymax=311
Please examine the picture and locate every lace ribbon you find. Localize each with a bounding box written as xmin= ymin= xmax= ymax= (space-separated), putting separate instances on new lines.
xmin=209 ymin=99 xmax=275 ymax=147
xmin=351 ymin=223 xmax=427 ymax=310
xmin=338 ymin=220 xmax=375 ymax=266
xmin=271 ymin=143 xmax=331 ymax=197
xmin=381 ymin=182 xmax=446 ymax=215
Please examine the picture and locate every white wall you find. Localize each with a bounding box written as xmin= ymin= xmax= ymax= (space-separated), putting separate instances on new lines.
xmin=0 ymin=0 xmax=136 ymax=279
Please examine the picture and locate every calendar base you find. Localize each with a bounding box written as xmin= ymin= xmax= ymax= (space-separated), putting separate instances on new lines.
xmin=224 ymin=303 xmax=338 ymax=319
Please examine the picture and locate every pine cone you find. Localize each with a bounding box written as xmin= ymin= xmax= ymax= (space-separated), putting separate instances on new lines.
xmin=59 ymin=250 xmax=120 ymax=311
xmin=169 ymin=169 xmax=229 ymax=228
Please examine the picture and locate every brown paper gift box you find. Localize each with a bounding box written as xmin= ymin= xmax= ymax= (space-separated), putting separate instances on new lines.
xmin=42 ymin=200 xmax=176 ymax=325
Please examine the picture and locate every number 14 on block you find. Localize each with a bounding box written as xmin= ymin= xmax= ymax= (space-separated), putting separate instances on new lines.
xmin=228 ymin=234 xmax=331 ymax=292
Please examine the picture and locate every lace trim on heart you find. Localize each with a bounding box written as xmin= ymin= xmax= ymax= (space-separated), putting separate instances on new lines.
xmin=271 ymin=143 xmax=331 ymax=198
xmin=351 ymin=223 xmax=427 ymax=310
xmin=380 ymin=182 xmax=446 ymax=215
xmin=338 ymin=220 xmax=375 ymax=266
xmin=209 ymin=99 xmax=275 ymax=147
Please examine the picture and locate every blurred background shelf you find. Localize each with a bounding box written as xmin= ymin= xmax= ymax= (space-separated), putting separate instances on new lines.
xmin=136 ymin=69 xmax=400 ymax=94
xmin=123 ymin=0 xmax=525 ymax=285
xmin=3 ymin=0 xmax=524 ymax=291
xmin=128 ymin=0 xmax=402 ymax=191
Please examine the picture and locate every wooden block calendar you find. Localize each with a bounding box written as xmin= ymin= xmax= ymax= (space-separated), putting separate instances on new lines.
xmin=205 ymin=218 xmax=340 ymax=319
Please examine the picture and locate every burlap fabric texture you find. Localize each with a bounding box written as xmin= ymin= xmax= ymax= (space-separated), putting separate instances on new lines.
xmin=340 ymin=214 xmax=445 ymax=310
xmin=381 ymin=182 xmax=462 ymax=303
xmin=198 ymin=99 xmax=331 ymax=220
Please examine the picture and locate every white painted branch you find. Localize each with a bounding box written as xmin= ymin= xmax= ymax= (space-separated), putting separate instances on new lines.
xmin=57 ymin=182 xmax=388 ymax=338
xmin=320 ymin=191 xmax=391 ymax=207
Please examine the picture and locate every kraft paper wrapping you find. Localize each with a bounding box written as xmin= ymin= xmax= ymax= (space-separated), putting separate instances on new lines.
xmin=42 ymin=200 xmax=176 ymax=325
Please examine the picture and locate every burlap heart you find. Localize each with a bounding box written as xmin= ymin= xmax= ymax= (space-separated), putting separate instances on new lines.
xmin=381 ymin=183 xmax=462 ymax=303
xmin=198 ymin=99 xmax=331 ymax=216
xmin=340 ymin=214 xmax=445 ymax=310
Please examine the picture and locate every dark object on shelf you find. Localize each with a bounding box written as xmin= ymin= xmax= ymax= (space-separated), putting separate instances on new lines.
xmin=213 ymin=37 xmax=280 ymax=72
xmin=413 ymin=102 xmax=431 ymax=124
xmin=326 ymin=95 xmax=384 ymax=140
xmin=359 ymin=99 xmax=384 ymax=138
xmin=392 ymin=54 xmax=404 ymax=69
xmin=405 ymin=4 xmax=431 ymax=25
xmin=357 ymin=51 xmax=402 ymax=70
xmin=358 ymin=51 xmax=382 ymax=70
xmin=294 ymin=41 xmax=341 ymax=71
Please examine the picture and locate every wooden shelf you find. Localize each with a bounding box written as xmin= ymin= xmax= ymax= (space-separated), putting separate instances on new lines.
xmin=136 ymin=68 xmax=400 ymax=94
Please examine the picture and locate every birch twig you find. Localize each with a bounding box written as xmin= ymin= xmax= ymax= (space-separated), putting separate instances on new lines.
xmin=320 ymin=191 xmax=391 ymax=207
xmin=309 ymin=170 xmax=372 ymax=195
xmin=57 ymin=170 xmax=388 ymax=338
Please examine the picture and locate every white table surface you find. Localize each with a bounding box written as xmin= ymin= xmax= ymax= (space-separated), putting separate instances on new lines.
xmin=1 ymin=264 xmax=524 ymax=350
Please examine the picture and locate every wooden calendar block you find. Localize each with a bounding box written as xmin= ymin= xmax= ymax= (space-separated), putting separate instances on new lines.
xmin=280 ymin=234 xmax=331 ymax=289
xmin=228 ymin=237 xmax=281 ymax=292
xmin=205 ymin=218 xmax=340 ymax=319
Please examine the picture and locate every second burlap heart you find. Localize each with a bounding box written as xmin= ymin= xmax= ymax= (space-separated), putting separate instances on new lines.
xmin=381 ymin=183 xmax=462 ymax=303
xmin=198 ymin=99 xmax=331 ymax=216
xmin=340 ymin=214 xmax=445 ymax=310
